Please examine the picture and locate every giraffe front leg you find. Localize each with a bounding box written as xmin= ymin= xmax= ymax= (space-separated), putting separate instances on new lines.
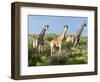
xmin=50 ymin=43 xmax=54 ymax=57
xmin=33 ymin=41 xmax=36 ymax=53
xmin=38 ymin=45 xmax=41 ymax=54
xmin=40 ymin=45 xmax=44 ymax=53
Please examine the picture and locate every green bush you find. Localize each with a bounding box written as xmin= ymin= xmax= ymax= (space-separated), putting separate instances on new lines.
xmin=28 ymin=34 xmax=88 ymax=66
xmin=44 ymin=34 xmax=57 ymax=42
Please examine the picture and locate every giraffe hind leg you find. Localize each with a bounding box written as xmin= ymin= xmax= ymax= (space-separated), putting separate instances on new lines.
xmin=73 ymin=39 xmax=78 ymax=49
xmin=40 ymin=45 xmax=44 ymax=54
xmin=50 ymin=47 xmax=53 ymax=56
xmin=58 ymin=44 xmax=61 ymax=56
xmin=38 ymin=45 xmax=41 ymax=54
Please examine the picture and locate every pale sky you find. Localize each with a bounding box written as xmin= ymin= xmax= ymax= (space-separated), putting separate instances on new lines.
xmin=28 ymin=15 xmax=88 ymax=36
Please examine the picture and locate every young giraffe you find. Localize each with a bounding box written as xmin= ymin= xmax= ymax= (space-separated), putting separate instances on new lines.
xmin=50 ymin=25 xmax=68 ymax=56
xmin=33 ymin=25 xmax=49 ymax=53
xmin=66 ymin=23 xmax=86 ymax=49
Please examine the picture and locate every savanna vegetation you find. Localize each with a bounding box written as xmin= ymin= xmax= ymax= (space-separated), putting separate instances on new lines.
xmin=28 ymin=34 xmax=88 ymax=66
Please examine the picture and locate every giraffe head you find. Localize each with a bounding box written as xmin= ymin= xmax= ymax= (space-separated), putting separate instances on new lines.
xmin=44 ymin=24 xmax=49 ymax=31
xmin=64 ymin=24 xmax=68 ymax=31
xmin=83 ymin=23 xmax=87 ymax=27
xmin=44 ymin=24 xmax=49 ymax=34
xmin=63 ymin=25 xmax=68 ymax=39
xmin=81 ymin=23 xmax=87 ymax=28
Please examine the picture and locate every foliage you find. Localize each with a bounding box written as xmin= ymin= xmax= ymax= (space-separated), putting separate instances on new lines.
xmin=28 ymin=34 xmax=88 ymax=66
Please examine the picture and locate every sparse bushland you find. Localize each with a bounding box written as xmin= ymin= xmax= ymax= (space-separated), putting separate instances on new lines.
xmin=28 ymin=34 xmax=88 ymax=66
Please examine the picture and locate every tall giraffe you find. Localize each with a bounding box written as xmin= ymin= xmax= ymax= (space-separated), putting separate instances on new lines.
xmin=33 ymin=25 xmax=49 ymax=53
xmin=66 ymin=23 xmax=86 ymax=48
xmin=50 ymin=25 xmax=68 ymax=56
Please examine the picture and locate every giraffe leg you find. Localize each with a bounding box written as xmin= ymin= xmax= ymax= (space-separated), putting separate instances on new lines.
xmin=43 ymin=46 xmax=44 ymax=52
xmin=50 ymin=43 xmax=54 ymax=56
xmin=41 ymin=46 xmax=43 ymax=53
xmin=58 ymin=44 xmax=61 ymax=56
xmin=40 ymin=46 xmax=42 ymax=53
xmin=38 ymin=45 xmax=41 ymax=54
xmin=33 ymin=48 xmax=35 ymax=53
xmin=77 ymin=38 xmax=80 ymax=47
xmin=73 ymin=38 xmax=78 ymax=49
xmin=40 ymin=45 xmax=43 ymax=54
xmin=50 ymin=47 xmax=53 ymax=56
xmin=33 ymin=41 xmax=36 ymax=52
xmin=40 ymin=46 xmax=42 ymax=54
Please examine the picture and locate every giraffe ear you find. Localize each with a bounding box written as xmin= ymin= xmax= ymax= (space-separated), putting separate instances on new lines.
xmin=44 ymin=24 xmax=49 ymax=28
xmin=64 ymin=25 xmax=68 ymax=28
xmin=84 ymin=23 xmax=87 ymax=27
xmin=47 ymin=25 xmax=49 ymax=28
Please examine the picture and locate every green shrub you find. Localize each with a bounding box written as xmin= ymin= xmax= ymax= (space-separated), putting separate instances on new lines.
xmin=28 ymin=34 xmax=88 ymax=66
xmin=44 ymin=34 xmax=57 ymax=41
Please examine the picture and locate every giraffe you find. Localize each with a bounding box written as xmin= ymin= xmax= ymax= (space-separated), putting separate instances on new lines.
xmin=50 ymin=25 xmax=68 ymax=56
xmin=33 ymin=25 xmax=49 ymax=53
xmin=66 ymin=23 xmax=86 ymax=49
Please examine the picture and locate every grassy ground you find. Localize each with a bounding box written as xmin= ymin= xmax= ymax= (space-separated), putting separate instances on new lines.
xmin=28 ymin=34 xmax=88 ymax=66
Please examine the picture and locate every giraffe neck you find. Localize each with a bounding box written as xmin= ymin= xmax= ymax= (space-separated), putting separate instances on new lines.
xmin=38 ymin=28 xmax=46 ymax=39
xmin=76 ymin=24 xmax=85 ymax=37
xmin=58 ymin=29 xmax=66 ymax=41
